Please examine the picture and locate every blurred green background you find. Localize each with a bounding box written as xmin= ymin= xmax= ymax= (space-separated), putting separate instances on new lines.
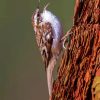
xmin=0 ymin=0 xmax=74 ymax=100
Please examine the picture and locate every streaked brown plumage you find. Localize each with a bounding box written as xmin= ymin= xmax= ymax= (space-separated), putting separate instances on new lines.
xmin=32 ymin=4 xmax=63 ymax=100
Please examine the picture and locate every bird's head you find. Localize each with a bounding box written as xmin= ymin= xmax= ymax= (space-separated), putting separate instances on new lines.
xmin=32 ymin=8 xmax=42 ymax=27
xmin=32 ymin=1 xmax=50 ymax=26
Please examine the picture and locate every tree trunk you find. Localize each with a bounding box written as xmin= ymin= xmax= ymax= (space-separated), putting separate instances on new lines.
xmin=52 ymin=0 xmax=100 ymax=100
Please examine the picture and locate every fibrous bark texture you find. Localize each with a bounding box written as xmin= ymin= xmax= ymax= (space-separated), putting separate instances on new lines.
xmin=52 ymin=0 xmax=100 ymax=100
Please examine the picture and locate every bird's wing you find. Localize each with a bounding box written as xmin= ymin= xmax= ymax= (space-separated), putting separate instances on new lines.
xmin=36 ymin=22 xmax=53 ymax=70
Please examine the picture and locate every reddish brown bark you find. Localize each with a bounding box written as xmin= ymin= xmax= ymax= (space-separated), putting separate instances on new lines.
xmin=52 ymin=0 xmax=100 ymax=100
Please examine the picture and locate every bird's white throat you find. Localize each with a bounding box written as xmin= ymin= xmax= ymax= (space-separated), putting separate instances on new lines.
xmin=41 ymin=10 xmax=63 ymax=47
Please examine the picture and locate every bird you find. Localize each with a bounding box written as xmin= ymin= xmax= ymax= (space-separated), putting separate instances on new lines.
xmin=31 ymin=2 xmax=63 ymax=100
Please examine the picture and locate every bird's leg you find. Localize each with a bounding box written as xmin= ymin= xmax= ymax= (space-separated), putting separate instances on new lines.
xmin=46 ymin=57 xmax=56 ymax=100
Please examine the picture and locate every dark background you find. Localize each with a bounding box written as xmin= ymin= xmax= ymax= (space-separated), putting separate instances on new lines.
xmin=0 ymin=0 xmax=74 ymax=100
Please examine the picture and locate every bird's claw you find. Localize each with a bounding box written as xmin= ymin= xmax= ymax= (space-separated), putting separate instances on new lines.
xmin=61 ymin=30 xmax=73 ymax=49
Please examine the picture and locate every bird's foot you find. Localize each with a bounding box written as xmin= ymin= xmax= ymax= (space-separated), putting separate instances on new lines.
xmin=61 ymin=29 xmax=73 ymax=49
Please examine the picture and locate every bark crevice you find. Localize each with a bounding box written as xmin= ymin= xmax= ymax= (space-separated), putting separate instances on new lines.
xmin=52 ymin=0 xmax=100 ymax=99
